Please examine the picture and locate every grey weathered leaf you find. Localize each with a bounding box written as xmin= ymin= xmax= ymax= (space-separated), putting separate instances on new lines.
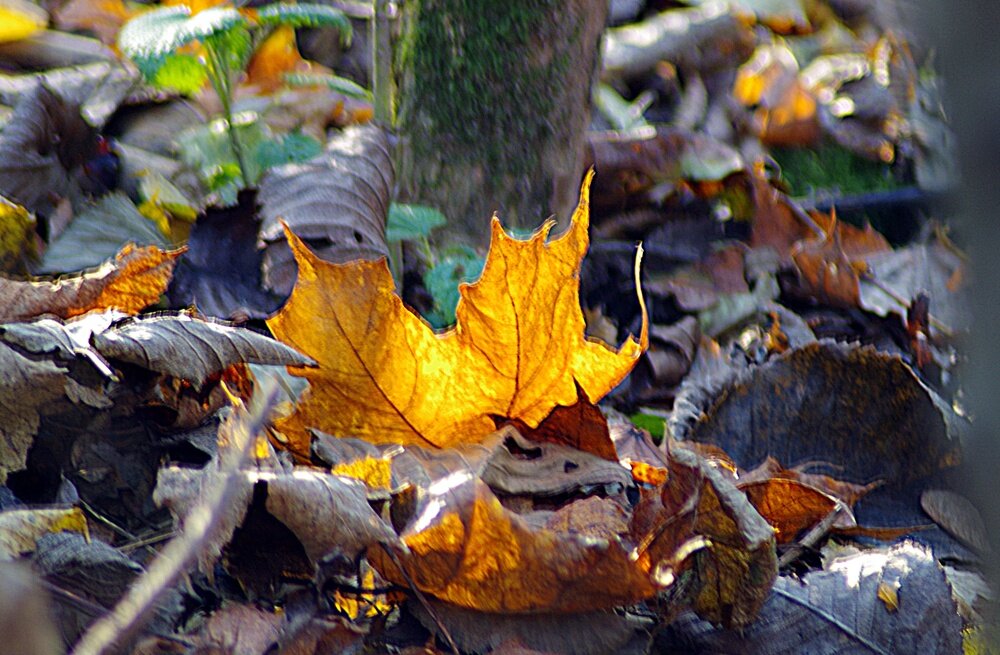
xmin=258 ymin=124 xmax=391 ymax=296
xmin=33 ymin=531 xmax=183 ymax=642
xmin=39 ymin=194 xmax=171 ymax=273
xmin=0 ymin=61 xmax=138 ymax=128
xmin=921 ymin=489 xmax=992 ymax=555
xmin=0 ymin=341 xmax=70 ymax=483
xmin=0 ymin=85 xmax=95 ymax=216
xmin=672 ymin=340 xmax=960 ymax=488
xmin=264 ymin=469 xmax=399 ymax=562
xmin=660 ymin=542 xmax=962 ymax=655
xmin=156 ymin=465 xmax=397 ymax=571
xmin=860 ymin=230 xmax=970 ymax=335
xmin=91 ymin=313 xmax=313 ymax=386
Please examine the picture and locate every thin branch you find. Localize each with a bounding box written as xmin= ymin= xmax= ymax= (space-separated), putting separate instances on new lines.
xmin=70 ymin=381 xmax=278 ymax=655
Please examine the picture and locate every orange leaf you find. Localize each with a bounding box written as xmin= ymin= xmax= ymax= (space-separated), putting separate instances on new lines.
xmin=369 ymin=474 xmax=664 ymax=613
xmin=0 ymin=244 xmax=181 ymax=322
xmin=246 ymin=25 xmax=321 ymax=93
xmin=66 ymin=244 xmax=180 ymax=318
xmin=791 ymin=220 xmax=861 ymax=308
xmin=739 ymin=478 xmax=838 ymax=544
xmin=268 ymin=172 xmax=648 ymax=455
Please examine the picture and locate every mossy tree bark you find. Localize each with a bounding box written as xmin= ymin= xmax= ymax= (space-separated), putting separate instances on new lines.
xmin=395 ymin=0 xmax=608 ymax=246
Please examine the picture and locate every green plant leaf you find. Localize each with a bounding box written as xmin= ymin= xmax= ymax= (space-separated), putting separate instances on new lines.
xmin=255 ymin=131 xmax=323 ymax=170
xmin=386 ymin=203 xmax=446 ymax=242
xmin=204 ymin=23 xmax=253 ymax=75
xmin=118 ymin=5 xmax=246 ymax=80
xmin=152 ymin=53 xmax=208 ymax=94
xmin=255 ymin=3 xmax=350 ymax=42
xmin=178 ymin=117 xmax=269 ymax=190
xmin=285 ymin=71 xmax=371 ymax=100
xmin=424 ymin=248 xmax=484 ymax=328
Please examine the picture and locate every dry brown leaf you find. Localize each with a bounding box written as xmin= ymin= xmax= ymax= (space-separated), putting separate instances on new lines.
xmin=369 ymin=474 xmax=665 ymax=613
xmin=738 ymin=478 xmax=838 ymax=544
xmin=498 ymin=388 xmax=617 ymax=461
xmin=630 ymin=446 xmax=777 ymax=628
xmin=268 ymin=173 xmax=647 ymax=455
xmin=0 ymin=244 xmax=179 ymax=323
xmin=793 ymin=231 xmax=858 ymax=307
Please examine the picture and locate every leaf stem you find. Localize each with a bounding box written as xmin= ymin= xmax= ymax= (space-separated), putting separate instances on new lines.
xmin=206 ymin=41 xmax=250 ymax=187
xmin=372 ymin=0 xmax=393 ymax=125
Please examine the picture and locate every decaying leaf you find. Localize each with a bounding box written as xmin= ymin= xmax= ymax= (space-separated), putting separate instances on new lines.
xmin=370 ymin=473 xmax=664 ymax=613
xmin=188 ymin=603 xmax=283 ymax=655
xmin=0 ymin=341 xmax=74 ymax=482
xmin=498 ymin=389 xmax=618 ymax=461
xmin=631 ymin=446 xmax=777 ymax=627
xmin=268 ymin=173 xmax=647 ymax=456
xmin=661 ymin=542 xmax=962 ymax=654
xmin=0 ymin=85 xmax=98 ymax=216
xmin=0 ymin=244 xmax=180 ymax=322
xmin=673 ymin=340 xmax=961 ymax=488
xmin=39 ymin=194 xmax=173 ymax=275
xmin=33 ymin=531 xmax=183 ymax=643
xmin=0 ymin=507 xmax=88 ymax=559
xmin=479 ymin=427 xmax=632 ymax=501
xmin=167 ymin=189 xmax=284 ymax=320
xmin=860 ymin=228 xmax=970 ymax=335
xmin=156 ymin=463 xmax=397 ymax=574
xmin=92 ymin=312 xmax=313 ymax=387
xmin=259 ymin=125 xmax=392 ymax=297
xmin=738 ymin=478 xmax=839 ymax=543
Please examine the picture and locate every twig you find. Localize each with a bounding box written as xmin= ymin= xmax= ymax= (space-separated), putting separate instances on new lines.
xmin=70 ymin=381 xmax=278 ymax=655
xmin=777 ymin=501 xmax=846 ymax=569
xmin=78 ymin=499 xmax=159 ymax=559
xmin=42 ymin=580 xmax=193 ymax=649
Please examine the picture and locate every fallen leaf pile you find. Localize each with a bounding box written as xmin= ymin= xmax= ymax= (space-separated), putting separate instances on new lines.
xmin=0 ymin=1 xmax=981 ymax=654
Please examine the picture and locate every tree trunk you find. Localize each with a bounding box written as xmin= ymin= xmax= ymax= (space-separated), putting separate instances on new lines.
xmin=395 ymin=0 xmax=608 ymax=246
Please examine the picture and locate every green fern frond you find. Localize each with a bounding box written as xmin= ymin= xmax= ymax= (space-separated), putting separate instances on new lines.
xmin=255 ymin=3 xmax=351 ymax=43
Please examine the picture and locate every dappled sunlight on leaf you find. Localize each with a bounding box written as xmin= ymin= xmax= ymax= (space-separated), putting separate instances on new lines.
xmin=268 ymin=173 xmax=648 ymax=456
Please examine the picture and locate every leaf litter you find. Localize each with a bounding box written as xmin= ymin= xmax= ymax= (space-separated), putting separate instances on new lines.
xmin=0 ymin=1 xmax=980 ymax=654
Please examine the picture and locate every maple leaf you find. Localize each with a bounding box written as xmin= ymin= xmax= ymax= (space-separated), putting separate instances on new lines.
xmin=268 ymin=172 xmax=647 ymax=454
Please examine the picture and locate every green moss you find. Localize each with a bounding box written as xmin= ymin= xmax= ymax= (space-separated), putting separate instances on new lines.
xmin=771 ymin=142 xmax=900 ymax=197
xmin=398 ymin=0 xmax=568 ymax=176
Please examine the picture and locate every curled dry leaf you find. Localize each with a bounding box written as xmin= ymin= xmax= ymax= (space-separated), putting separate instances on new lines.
xmin=673 ymin=340 xmax=961 ymax=488
xmin=369 ymin=473 xmax=664 ymax=614
xmin=92 ymin=312 xmax=313 ymax=388
xmin=259 ymin=125 xmax=392 ymax=297
xmin=663 ymin=542 xmax=962 ymax=654
xmin=0 ymin=244 xmax=180 ymax=323
xmin=498 ymin=387 xmax=618 ymax=461
xmin=631 ymin=446 xmax=777 ymax=628
xmin=167 ymin=189 xmax=284 ymax=320
xmin=0 ymin=341 xmax=77 ymax=482
xmin=0 ymin=85 xmax=98 ymax=216
xmin=268 ymin=172 xmax=647 ymax=456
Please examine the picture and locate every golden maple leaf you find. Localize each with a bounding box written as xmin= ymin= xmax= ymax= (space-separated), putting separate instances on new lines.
xmin=267 ymin=172 xmax=647 ymax=454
